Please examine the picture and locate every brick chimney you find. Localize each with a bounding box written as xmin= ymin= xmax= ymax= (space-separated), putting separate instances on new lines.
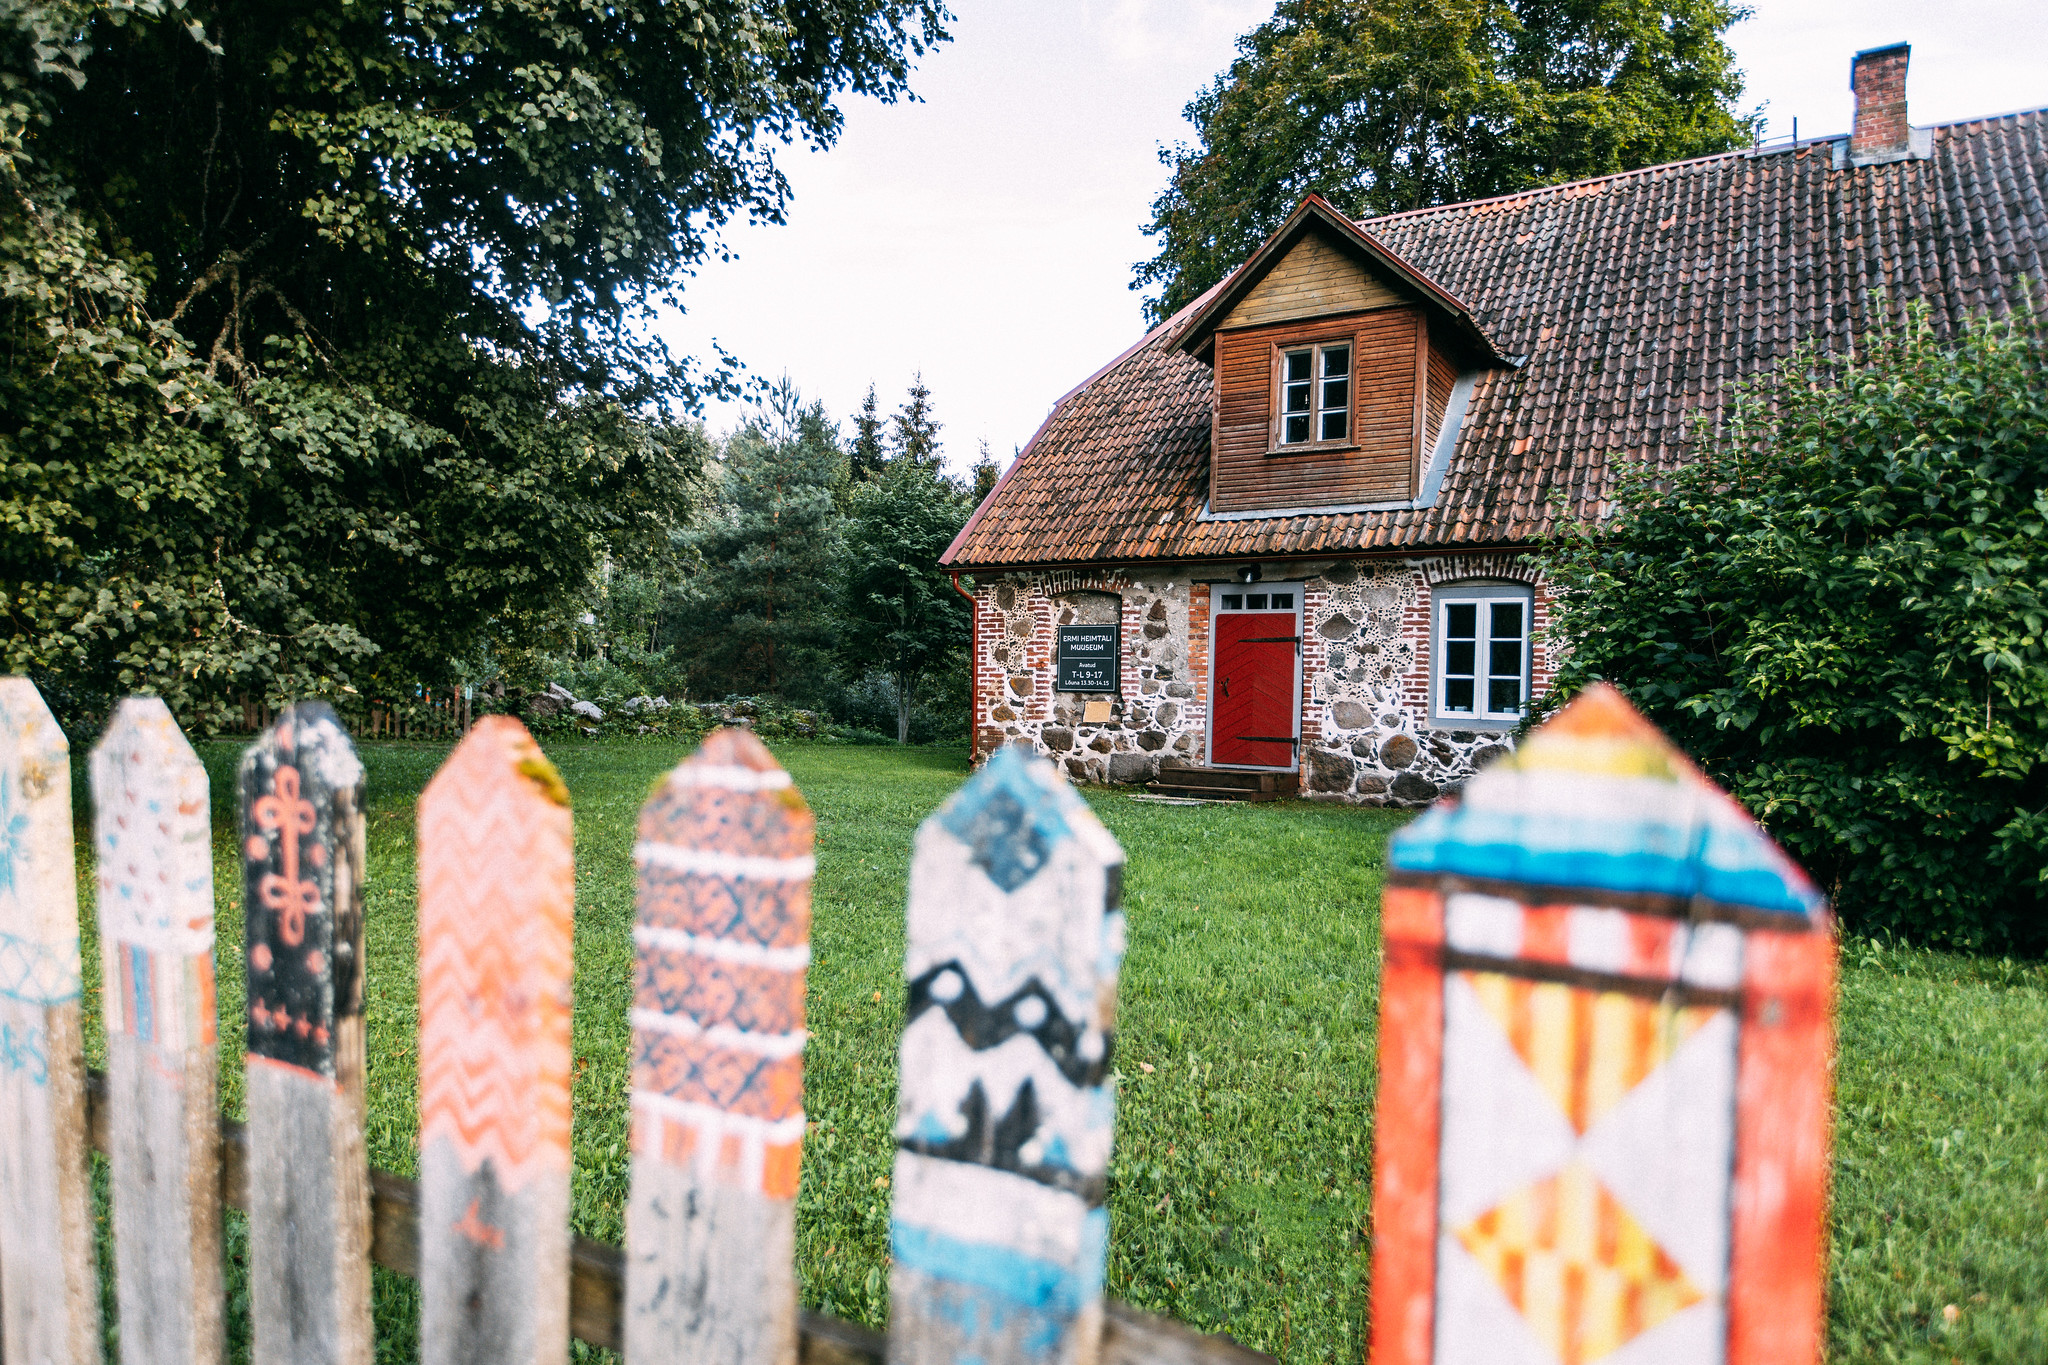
xmin=1849 ymin=43 xmax=1910 ymax=162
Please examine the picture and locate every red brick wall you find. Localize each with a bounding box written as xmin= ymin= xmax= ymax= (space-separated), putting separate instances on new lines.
xmin=1851 ymin=44 xmax=1910 ymax=159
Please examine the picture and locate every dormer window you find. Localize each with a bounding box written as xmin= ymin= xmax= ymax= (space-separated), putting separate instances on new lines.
xmin=1280 ymin=343 xmax=1351 ymax=445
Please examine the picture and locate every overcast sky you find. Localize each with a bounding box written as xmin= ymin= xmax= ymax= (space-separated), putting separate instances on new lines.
xmin=655 ymin=0 xmax=2048 ymax=474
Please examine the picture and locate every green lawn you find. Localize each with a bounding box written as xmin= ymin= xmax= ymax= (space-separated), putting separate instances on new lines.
xmin=68 ymin=738 xmax=2048 ymax=1362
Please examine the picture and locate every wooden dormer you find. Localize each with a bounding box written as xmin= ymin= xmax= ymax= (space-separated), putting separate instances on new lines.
xmin=1176 ymin=196 xmax=1509 ymax=515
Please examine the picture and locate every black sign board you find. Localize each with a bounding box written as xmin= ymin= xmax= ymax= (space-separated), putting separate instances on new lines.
xmin=1056 ymin=624 xmax=1120 ymax=693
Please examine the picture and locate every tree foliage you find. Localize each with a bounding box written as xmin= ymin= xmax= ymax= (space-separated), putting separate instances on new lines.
xmin=890 ymin=371 xmax=943 ymax=470
xmin=1134 ymin=0 xmax=1753 ymax=321
xmin=665 ymin=381 xmax=846 ymax=701
xmin=0 ymin=0 xmax=947 ymax=729
xmin=1539 ymin=305 xmax=2048 ymax=951
xmin=841 ymin=460 xmax=971 ymax=742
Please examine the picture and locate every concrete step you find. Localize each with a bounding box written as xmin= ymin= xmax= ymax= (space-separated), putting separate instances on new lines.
xmin=1143 ymin=782 xmax=1284 ymax=803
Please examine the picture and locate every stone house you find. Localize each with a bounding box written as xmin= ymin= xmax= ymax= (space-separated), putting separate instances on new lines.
xmin=941 ymin=44 xmax=2048 ymax=803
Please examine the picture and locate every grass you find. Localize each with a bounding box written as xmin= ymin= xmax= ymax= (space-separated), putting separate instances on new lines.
xmin=64 ymin=738 xmax=2048 ymax=1362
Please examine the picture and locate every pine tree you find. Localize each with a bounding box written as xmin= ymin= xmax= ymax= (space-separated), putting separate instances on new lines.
xmin=850 ymin=382 xmax=888 ymax=482
xmin=970 ymin=439 xmax=1004 ymax=504
xmin=891 ymin=373 xmax=944 ymax=470
xmin=842 ymin=460 xmax=973 ymax=742
xmin=665 ymin=379 xmax=845 ymax=701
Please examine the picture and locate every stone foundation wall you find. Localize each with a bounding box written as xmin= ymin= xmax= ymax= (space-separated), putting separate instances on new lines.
xmin=969 ymin=553 xmax=1556 ymax=805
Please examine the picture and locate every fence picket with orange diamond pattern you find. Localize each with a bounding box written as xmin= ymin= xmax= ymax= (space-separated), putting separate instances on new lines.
xmin=624 ymin=728 xmax=814 ymax=1365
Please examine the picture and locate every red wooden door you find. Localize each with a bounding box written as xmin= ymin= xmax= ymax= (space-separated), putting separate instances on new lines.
xmin=1211 ymin=611 xmax=1299 ymax=767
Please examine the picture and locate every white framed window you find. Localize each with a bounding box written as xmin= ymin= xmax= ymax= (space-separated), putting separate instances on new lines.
xmin=1278 ymin=343 xmax=1351 ymax=445
xmin=1432 ymin=584 xmax=1531 ymax=727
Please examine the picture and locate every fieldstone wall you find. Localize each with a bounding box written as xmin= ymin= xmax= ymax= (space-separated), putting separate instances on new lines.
xmin=969 ymin=553 xmax=1553 ymax=805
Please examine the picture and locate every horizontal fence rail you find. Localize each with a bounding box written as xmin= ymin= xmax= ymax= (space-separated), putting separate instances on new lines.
xmin=74 ymin=1069 xmax=1267 ymax=1364
xmin=0 ymin=679 xmax=1273 ymax=1365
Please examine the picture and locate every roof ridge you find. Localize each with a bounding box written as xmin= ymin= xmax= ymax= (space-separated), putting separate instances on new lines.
xmin=1355 ymin=106 xmax=2048 ymax=230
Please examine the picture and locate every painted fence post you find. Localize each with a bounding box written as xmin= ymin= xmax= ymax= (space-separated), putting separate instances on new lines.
xmin=240 ymin=701 xmax=373 ymax=1365
xmin=92 ymin=697 xmax=224 ymax=1365
xmin=624 ymin=728 xmax=813 ymax=1365
xmin=417 ymin=717 xmax=576 ymax=1365
xmin=1370 ymin=683 xmax=1836 ymax=1365
xmin=0 ymin=678 xmax=100 ymax=1365
xmin=888 ymin=744 xmax=1127 ymax=1365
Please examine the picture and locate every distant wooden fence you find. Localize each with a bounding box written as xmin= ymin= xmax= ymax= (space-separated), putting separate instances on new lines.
xmin=0 ymin=680 xmax=1267 ymax=1365
xmin=231 ymin=687 xmax=475 ymax=739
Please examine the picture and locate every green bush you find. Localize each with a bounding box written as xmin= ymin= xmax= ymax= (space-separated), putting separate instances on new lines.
xmin=1540 ymin=303 xmax=2048 ymax=952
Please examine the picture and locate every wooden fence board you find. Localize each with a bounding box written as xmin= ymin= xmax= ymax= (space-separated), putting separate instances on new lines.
xmin=625 ymin=729 xmax=813 ymax=1365
xmin=1376 ymin=684 xmax=1835 ymax=1365
xmin=0 ymin=677 xmax=100 ymax=1365
xmin=239 ymin=701 xmax=372 ymax=1365
xmin=888 ymin=744 xmax=1126 ymax=1365
xmin=417 ymin=717 xmax=575 ymax=1365
xmin=74 ymin=1065 xmax=1273 ymax=1363
xmin=92 ymin=697 xmax=224 ymax=1365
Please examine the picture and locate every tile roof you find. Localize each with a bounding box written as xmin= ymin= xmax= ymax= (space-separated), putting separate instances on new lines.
xmin=945 ymin=112 xmax=2048 ymax=569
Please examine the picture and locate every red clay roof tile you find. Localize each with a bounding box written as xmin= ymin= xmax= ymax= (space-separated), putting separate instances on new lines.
xmin=949 ymin=113 xmax=2048 ymax=571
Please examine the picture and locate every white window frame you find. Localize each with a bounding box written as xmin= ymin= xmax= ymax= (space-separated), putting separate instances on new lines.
xmin=1431 ymin=583 xmax=1531 ymax=729
xmin=1277 ymin=342 xmax=1352 ymax=446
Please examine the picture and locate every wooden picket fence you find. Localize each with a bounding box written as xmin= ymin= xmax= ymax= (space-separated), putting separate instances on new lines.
xmin=0 ymin=679 xmax=1265 ymax=1365
xmin=232 ymin=687 xmax=474 ymax=739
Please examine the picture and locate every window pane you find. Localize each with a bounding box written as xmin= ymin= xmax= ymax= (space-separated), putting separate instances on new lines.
xmin=1285 ymin=350 xmax=1313 ymax=381
xmin=1489 ymin=639 xmax=1521 ymax=676
xmin=1321 ymin=377 xmax=1349 ymax=412
xmin=1490 ymin=601 xmax=1524 ymax=639
xmin=1246 ymin=594 xmax=1268 ymax=609
xmin=1489 ymin=678 xmax=1523 ymax=714
xmin=1222 ymin=594 xmax=1243 ymax=610
xmin=1321 ymin=410 xmax=1349 ymax=442
xmin=1322 ymin=345 xmax=1350 ymax=377
xmin=1446 ymin=603 xmax=1477 ymax=639
xmin=1445 ymin=679 xmax=1475 ymax=712
xmin=1284 ymin=414 xmax=1310 ymax=443
xmin=1284 ymin=381 xmax=1312 ymax=413
xmin=1446 ymin=641 xmax=1475 ymax=675
xmin=1270 ymin=592 xmax=1293 ymax=608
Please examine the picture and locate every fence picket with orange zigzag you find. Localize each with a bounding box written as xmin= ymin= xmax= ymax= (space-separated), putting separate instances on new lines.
xmin=417 ymin=716 xmax=576 ymax=1365
xmin=0 ymin=677 xmax=1274 ymax=1365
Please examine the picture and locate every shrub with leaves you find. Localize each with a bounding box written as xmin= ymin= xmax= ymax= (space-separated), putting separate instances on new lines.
xmin=1540 ymin=303 xmax=2048 ymax=950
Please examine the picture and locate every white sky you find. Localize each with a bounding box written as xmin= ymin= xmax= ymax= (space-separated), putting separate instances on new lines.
xmin=655 ymin=0 xmax=2048 ymax=474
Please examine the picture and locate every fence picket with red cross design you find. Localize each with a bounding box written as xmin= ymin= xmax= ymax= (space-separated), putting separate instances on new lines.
xmin=239 ymin=701 xmax=373 ymax=1365
xmin=92 ymin=697 xmax=224 ymax=1365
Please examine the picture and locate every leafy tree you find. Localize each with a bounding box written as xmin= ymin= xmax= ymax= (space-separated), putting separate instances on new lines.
xmin=1135 ymin=0 xmax=1753 ymax=320
xmin=850 ymin=383 xmax=889 ymax=483
xmin=842 ymin=462 xmax=972 ymax=742
xmin=891 ymin=372 xmax=944 ymax=470
xmin=665 ymin=381 xmax=846 ymax=700
xmin=0 ymin=0 xmax=947 ymax=729
xmin=1538 ymin=304 xmax=2048 ymax=951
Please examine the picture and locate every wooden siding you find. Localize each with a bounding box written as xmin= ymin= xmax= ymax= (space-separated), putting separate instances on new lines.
xmin=1424 ymin=338 xmax=1459 ymax=456
xmin=1211 ymin=309 xmax=1421 ymax=513
xmin=1220 ymin=231 xmax=1406 ymax=330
